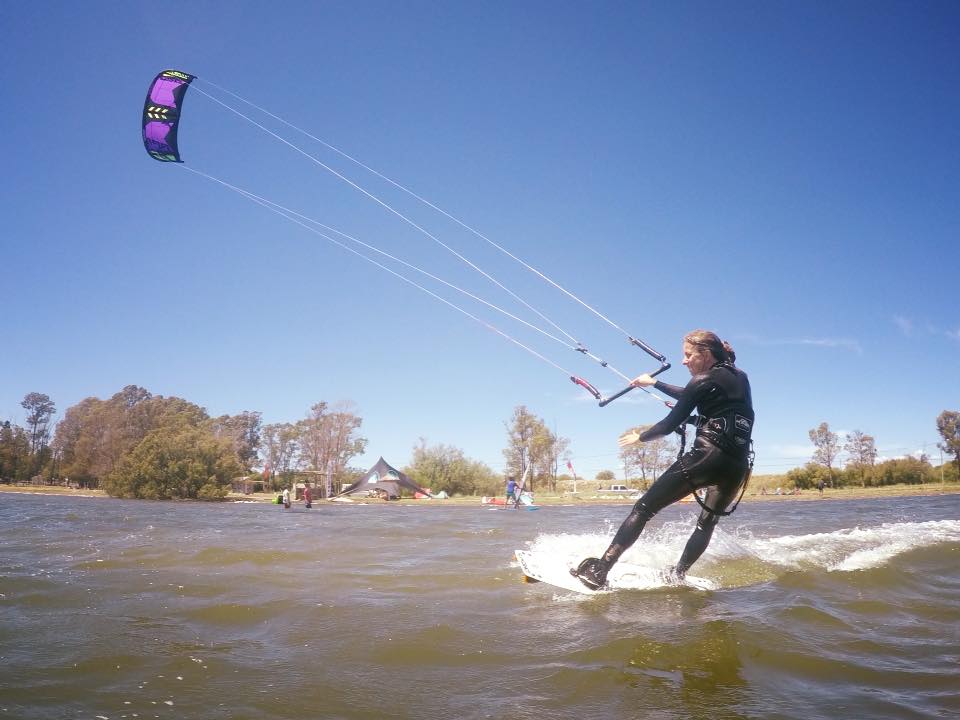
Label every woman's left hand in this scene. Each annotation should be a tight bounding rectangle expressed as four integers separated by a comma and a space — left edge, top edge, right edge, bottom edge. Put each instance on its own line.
618, 430, 641, 447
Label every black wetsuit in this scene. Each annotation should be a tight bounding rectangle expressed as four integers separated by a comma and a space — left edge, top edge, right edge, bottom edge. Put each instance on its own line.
604, 361, 754, 577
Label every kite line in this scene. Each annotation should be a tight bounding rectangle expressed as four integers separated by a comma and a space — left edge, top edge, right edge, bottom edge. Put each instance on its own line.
197, 78, 645, 339
142, 69, 672, 406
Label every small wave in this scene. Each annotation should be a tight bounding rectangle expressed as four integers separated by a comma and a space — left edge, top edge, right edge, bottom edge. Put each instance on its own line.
189, 547, 313, 566
179, 601, 280, 626
521, 519, 960, 589
734, 520, 960, 572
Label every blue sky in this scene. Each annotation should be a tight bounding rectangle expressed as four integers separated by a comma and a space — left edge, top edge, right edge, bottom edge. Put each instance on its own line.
2, 2, 957, 479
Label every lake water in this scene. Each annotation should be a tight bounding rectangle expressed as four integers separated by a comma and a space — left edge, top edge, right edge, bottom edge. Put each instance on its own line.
1, 492, 958, 719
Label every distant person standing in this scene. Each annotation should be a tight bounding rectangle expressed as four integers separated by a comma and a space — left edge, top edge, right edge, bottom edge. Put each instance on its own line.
505, 476, 517, 504
303, 484, 313, 509
817, 479, 825, 496
282, 487, 291, 509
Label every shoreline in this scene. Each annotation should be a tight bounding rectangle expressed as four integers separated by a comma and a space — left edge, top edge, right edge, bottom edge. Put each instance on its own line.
2, 482, 958, 505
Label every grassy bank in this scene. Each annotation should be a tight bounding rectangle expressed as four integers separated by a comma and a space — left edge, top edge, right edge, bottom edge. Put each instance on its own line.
3, 482, 958, 505
392, 482, 960, 505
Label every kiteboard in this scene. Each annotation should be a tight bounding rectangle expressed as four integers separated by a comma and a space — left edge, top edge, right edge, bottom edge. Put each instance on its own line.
516, 549, 601, 594
515, 549, 713, 594
482, 493, 539, 510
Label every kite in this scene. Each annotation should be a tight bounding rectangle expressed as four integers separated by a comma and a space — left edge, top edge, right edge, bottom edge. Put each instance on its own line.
142, 70, 195, 162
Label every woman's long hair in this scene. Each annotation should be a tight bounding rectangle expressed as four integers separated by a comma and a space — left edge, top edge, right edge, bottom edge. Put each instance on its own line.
684, 329, 736, 365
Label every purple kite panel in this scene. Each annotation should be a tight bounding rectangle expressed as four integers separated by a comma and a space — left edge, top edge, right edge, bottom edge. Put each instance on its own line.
143, 121, 174, 152
149, 77, 187, 108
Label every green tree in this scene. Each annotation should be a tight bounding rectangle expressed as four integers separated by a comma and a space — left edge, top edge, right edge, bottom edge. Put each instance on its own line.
208, 411, 262, 470
619, 424, 677, 489
809, 422, 840, 487
0, 421, 31, 483
324, 402, 368, 483
545, 433, 571, 492
21, 392, 56, 477
843, 429, 877, 487
261, 422, 299, 487
934, 458, 959, 484
0, 421, 12, 480
22, 392, 56, 455
52, 386, 213, 488
786, 463, 832, 490
596, 469, 616, 485
406, 439, 499, 496
871, 456, 932, 486
502, 405, 568, 492
53, 397, 107, 486
295, 401, 367, 487
102, 421, 241, 500
936, 411, 960, 475
503, 406, 539, 490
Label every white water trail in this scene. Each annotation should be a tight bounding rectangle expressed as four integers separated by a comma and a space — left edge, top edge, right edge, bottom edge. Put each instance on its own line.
519, 520, 960, 593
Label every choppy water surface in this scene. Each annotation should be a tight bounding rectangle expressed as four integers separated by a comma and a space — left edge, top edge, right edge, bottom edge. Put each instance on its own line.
1, 493, 958, 719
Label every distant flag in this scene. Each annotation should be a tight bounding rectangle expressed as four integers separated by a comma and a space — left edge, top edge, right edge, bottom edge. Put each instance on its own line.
567, 460, 578, 492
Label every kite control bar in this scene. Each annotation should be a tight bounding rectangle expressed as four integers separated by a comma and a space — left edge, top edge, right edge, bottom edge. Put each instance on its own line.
598, 336, 671, 407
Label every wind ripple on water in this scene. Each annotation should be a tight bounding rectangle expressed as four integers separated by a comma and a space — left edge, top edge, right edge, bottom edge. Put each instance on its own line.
1, 493, 959, 719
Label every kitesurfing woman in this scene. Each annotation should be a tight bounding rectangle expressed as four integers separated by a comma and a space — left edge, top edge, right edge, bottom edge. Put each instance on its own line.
572, 330, 754, 590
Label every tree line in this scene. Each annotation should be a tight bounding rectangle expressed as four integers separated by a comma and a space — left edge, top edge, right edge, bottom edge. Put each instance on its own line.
1, 388, 574, 500
4, 386, 956, 499
0, 392, 57, 484
572, 412, 960, 492
790, 413, 960, 489
0, 386, 371, 500
403, 404, 570, 496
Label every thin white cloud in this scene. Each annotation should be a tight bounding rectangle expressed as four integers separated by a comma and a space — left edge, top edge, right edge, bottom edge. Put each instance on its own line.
892, 314, 959, 342
739, 334, 862, 354
892, 314, 914, 336
769, 443, 815, 458
795, 337, 862, 353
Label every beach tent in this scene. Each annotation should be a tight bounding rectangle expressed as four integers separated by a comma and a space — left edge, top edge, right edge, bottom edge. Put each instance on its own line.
337, 457, 432, 500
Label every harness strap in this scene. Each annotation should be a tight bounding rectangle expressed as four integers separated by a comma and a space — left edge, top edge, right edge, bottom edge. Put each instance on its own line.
690, 440, 755, 517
